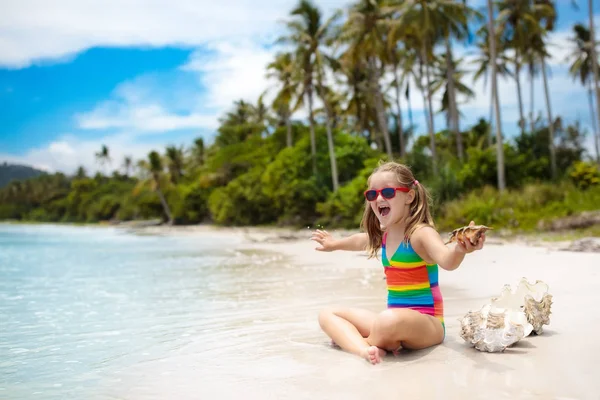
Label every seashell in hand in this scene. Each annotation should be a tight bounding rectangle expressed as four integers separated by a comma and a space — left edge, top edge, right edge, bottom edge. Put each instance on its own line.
459, 304, 533, 353
445, 225, 492, 246
491, 278, 553, 335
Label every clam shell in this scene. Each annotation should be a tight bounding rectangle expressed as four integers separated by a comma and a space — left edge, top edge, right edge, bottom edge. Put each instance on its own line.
445, 225, 492, 245
459, 304, 532, 353
491, 278, 553, 335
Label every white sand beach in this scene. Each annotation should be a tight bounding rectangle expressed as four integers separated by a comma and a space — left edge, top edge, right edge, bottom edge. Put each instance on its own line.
110, 226, 600, 400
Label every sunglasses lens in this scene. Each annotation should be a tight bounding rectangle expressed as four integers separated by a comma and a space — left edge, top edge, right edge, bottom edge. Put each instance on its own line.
381, 188, 396, 199
365, 190, 377, 201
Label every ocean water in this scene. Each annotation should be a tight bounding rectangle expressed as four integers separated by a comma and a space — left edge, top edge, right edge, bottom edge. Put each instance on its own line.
0, 224, 304, 399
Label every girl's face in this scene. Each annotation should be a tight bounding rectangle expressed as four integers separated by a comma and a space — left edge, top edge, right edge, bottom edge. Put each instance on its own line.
367, 171, 414, 229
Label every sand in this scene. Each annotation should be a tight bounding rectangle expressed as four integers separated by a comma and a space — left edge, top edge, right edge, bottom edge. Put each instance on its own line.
115, 225, 600, 400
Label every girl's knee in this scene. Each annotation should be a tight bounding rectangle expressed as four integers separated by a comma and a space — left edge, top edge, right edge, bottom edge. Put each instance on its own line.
317, 307, 340, 328
372, 309, 407, 333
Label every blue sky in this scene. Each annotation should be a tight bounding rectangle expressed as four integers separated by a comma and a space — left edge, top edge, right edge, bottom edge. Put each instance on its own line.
1, 0, 599, 173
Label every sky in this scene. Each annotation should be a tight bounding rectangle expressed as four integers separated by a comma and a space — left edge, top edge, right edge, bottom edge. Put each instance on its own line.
1, 0, 599, 174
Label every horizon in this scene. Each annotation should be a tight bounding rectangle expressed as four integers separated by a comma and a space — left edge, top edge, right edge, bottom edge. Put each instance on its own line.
1, 0, 599, 174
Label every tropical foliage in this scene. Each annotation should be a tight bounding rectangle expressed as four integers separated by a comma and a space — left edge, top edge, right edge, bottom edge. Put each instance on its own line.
1, 0, 599, 233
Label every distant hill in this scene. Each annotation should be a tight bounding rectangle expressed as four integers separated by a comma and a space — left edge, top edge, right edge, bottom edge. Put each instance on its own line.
0, 162, 46, 188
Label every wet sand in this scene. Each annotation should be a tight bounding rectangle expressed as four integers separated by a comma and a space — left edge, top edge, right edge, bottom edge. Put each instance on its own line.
112, 226, 600, 400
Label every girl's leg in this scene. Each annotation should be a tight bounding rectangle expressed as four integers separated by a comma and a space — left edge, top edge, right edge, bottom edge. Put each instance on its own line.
366, 308, 444, 352
318, 307, 385, 364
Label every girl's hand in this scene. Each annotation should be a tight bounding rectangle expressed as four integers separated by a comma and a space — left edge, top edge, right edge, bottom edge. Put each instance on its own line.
311, 229, 337, 252
454, 221, 486, 254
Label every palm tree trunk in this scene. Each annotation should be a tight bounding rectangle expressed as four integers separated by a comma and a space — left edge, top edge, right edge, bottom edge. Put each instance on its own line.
589, 82, 600, 163
515, 54, 525, 134
530, 67, 535, 133
589, 0, 600, 166
155, 185, 173, 225
285, 110, 293, 148
406, 82, 414, 131
445, 37, 463, 161
369, 57, 393, 159
422, 44, 438, 174
489, 79, 494, 146
487, 0, 505, 191
393, 66, 406, 157
541, 59, 557, 179
306, 84, 318, 176
316, 72, 339, 192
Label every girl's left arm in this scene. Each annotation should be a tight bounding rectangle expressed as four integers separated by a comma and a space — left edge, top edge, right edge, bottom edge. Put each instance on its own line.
411, 222, 485, 271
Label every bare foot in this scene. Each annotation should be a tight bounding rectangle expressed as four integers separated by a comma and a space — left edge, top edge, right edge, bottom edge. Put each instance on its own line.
361, 346, 386, 365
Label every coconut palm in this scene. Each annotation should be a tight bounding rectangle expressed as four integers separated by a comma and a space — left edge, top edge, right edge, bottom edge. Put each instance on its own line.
94, 145, 111, 175
472, 24, 513, 146
192, 137, 205, 166
430, 55, 476, 132
279, 0, 340, 178
339, 0, 394, 159
496, 0, 536, 134
566, 23, 600, 162
138, 151, 173, 225
587, 0, 600, 165
165, 146, 185, 184
530, 0, 558, 179
122, 156, 132, 178
267, 52, 299, 147
486, 0, 506, 191
389, 0, 464, 173
436, 0, 476, 161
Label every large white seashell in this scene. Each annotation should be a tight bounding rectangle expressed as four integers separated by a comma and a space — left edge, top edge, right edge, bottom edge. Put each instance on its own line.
459, 304, 533, 352
490, 278, 553, 335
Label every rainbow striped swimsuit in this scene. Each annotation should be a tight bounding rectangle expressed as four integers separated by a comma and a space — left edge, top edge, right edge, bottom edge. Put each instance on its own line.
382, 233, 444, 327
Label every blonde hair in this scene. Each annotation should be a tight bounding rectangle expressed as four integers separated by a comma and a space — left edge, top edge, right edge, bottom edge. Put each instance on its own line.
359, 161, 435, 259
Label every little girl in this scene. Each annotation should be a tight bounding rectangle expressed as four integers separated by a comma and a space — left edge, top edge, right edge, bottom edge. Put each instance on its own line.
311, 161, 486, 364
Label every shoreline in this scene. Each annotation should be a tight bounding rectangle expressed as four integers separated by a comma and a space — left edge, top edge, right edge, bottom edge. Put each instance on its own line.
3, 219, 600, 252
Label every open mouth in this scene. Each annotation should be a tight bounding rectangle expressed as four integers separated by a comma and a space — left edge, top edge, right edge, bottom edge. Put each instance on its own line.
378, 206, 390, 217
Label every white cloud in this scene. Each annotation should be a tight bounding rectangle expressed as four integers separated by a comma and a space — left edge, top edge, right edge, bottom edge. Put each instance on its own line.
0, 133, 159, 175
183, 39, 278, 109
0, 0, 348, 69
76, 103, 219, 132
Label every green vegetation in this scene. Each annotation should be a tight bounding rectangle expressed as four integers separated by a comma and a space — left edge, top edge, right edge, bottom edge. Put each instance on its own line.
1, 0, 600, 234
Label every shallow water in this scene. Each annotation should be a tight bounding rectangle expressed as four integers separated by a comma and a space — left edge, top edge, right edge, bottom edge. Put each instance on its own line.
3, 224, 598, 400
0, 224, 383, 399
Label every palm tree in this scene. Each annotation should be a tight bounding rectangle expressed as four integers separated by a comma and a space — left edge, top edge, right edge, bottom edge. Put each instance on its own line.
390, 1, 460, 174
388, 46, 409, 157
94, 145, 111, 175
165, 146, 185, 184
280, 0, 340, 177
122, 156, 132, 178
192, 137, 205, 166
340, 0, 393, 159
314, 52, 341, 191
566, 23, 600, 162
531, 0, 558, 179
588, 0, 600, 165
430, 55, 476, 132
141, 151, 173, 225
75, 166, 87, 179
487, 0, 506, 191
437, 0, 475, 161
497, 0, 536, 134
267, 52, 299, 147
280, 0, 341, 189
472, 24, 513, 146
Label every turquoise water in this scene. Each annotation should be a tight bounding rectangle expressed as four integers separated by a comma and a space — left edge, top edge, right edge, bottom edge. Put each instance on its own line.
0, 224, 257, 399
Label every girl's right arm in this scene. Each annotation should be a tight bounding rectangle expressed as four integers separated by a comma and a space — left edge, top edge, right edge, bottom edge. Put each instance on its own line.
311, 230, 368, 252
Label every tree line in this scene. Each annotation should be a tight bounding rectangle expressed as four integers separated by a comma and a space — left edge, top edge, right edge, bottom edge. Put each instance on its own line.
1, 0, 599, 231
